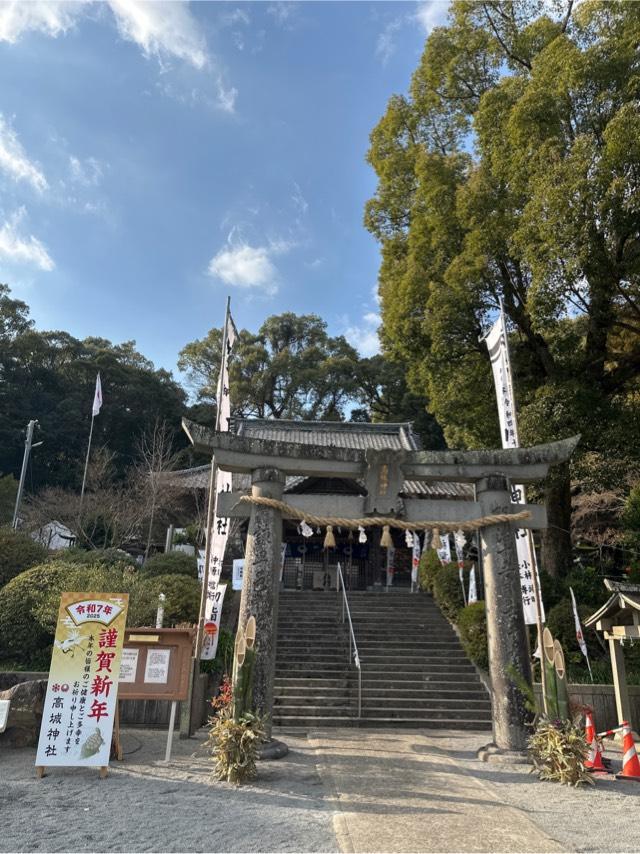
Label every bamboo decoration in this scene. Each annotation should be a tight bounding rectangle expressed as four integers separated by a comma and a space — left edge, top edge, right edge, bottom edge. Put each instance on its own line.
232, 618, 257, 721
554, 640, 570, 721
543, 627, 559, 719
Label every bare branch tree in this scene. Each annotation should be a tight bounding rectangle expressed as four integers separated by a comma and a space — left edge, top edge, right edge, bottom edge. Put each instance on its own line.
135, 418, 181, 558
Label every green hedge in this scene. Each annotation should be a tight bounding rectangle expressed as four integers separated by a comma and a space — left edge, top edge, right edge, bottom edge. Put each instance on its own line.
432, 564, 468, 620
146, 574, 200, 624
418, 549, 442, 592
141, 551, 198, 579
457, 602, 488, 671
0, 527, 48, 588
56, 547, 136, 571
0, 562, 158, 668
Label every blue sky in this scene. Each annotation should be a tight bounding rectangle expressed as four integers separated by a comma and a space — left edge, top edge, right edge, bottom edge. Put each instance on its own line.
0, 0, 448, 376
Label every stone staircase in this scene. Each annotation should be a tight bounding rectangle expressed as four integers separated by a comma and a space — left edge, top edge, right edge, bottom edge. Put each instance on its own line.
273, 590, 492, 730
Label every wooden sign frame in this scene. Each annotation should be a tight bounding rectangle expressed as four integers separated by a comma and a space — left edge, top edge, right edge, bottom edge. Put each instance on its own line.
118, 628, 194, 702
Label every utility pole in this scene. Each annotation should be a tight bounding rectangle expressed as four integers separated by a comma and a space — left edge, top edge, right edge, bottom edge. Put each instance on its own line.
12, 419, 39, 529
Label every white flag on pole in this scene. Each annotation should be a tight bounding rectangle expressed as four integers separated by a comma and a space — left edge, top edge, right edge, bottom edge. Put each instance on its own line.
204, 310, 238, 645
570, 586, 593, 680
216, 313, 237, 433
485, 309, 545, 625
92, 372, 102, 416
468, 565, 478, 604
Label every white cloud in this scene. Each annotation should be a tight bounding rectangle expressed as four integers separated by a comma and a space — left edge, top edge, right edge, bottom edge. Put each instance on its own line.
215, 76, 238, 113
108, 0, 207, 70
207, 234, 294, 296
344, 311, 380, 357
0, 1, 238, 112
0, 208, 54, 271
0, 1, 85, 43
291, 181, 308, 216
416, 1, 450, 34
0, 114, 48, 193
267, 2, 297, 28
69, 155, 103, 187
376, 19, 402, 66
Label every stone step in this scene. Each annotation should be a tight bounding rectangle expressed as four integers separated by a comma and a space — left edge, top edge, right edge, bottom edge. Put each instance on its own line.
274, 705, 355, 717
272, 715, 492, 730
276, 664, 350, 674
359, 687, 488, 700
274, 678, 351, 689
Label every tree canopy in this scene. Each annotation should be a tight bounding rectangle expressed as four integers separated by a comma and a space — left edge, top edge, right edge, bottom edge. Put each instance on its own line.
0, 284, 188, 490
365, 0, 640, 573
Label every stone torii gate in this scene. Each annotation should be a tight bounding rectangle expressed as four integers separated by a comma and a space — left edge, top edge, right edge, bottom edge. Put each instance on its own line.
183, 419, 578, 757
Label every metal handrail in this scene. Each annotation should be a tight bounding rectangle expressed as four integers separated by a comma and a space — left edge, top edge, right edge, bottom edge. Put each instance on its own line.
336, 562, 362, 718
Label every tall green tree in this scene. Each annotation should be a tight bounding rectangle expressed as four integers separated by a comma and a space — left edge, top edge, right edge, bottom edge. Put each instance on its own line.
0, 284, 188, 490
366, 1, 640, 575
180, 312, 362, 421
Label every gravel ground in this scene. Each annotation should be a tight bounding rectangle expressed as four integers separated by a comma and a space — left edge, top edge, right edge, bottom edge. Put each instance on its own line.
0, 729, 338, 854
2, 727, 640, 853
446, 733, 640, 854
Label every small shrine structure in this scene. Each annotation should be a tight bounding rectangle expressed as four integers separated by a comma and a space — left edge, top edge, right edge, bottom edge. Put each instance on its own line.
585, 580, 640, 729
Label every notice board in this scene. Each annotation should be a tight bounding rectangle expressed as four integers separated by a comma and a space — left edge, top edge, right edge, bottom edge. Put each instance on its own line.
117, 628, 194, 701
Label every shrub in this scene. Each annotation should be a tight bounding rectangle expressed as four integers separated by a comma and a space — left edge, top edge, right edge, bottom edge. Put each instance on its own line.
0, 562, 73, 668
418, 549, 442, 592
146, 574, 200, 625
56, 547, 136, 572
432, 564, 467, 620
0, 562, 158, 668
0, 527, 47, 588
528, 718, 593, 786
141, 551, 198, 579
457, 602, 488, 671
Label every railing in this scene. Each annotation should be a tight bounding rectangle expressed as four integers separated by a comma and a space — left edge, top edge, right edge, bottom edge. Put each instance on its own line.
336, 561, 362, 718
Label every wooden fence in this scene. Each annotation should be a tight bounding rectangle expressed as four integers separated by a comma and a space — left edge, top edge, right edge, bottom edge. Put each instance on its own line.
534, 683, 640, 730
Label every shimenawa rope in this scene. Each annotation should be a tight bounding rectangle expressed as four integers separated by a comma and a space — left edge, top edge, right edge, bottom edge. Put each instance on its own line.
237, 494, 531, 549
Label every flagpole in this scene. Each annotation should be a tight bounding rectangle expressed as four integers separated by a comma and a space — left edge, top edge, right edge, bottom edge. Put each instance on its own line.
79, 412, 95, 513
499, 299, 548, 713
194, 295, 231, 669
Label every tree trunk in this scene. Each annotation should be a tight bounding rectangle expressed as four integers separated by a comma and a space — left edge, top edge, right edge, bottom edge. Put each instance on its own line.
540, 462, 572, 578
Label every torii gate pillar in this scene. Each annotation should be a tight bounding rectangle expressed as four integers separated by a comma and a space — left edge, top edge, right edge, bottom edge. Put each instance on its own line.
239, 467, 285, 738
478, 476, 532, 759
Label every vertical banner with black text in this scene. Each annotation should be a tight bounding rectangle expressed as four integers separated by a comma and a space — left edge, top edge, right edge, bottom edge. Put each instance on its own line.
485, 310, 545, 624
202, 312, 237, 659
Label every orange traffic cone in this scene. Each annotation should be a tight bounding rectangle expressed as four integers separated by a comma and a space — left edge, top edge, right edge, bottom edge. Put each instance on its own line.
584, 710, 596, 746
585, 737, 606, 772
617, 721, 640, 781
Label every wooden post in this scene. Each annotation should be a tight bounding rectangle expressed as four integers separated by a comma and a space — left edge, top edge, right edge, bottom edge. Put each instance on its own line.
608, 635, 632, 724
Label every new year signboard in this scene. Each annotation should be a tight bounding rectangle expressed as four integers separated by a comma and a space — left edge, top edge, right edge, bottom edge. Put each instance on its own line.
35, 592, 129, 770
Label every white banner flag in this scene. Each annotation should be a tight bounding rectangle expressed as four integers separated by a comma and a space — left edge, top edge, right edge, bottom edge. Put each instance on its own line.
204, 311, 237, 625
215, 313, 237, 432
92, 372, 102, 417
201, 583, 227, 661
468, 565, 478, 604
485, 309, 545, 625
411, 533, 421, 589
437, 532, 452, 565
570, 586, 593, 680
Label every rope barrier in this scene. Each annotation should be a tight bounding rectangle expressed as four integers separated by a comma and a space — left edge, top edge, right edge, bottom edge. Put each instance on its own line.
237, 494, 531, 533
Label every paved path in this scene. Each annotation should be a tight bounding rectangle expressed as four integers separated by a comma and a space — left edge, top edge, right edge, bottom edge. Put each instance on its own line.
2, 727, 639, 852
305, 728, 640, 854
